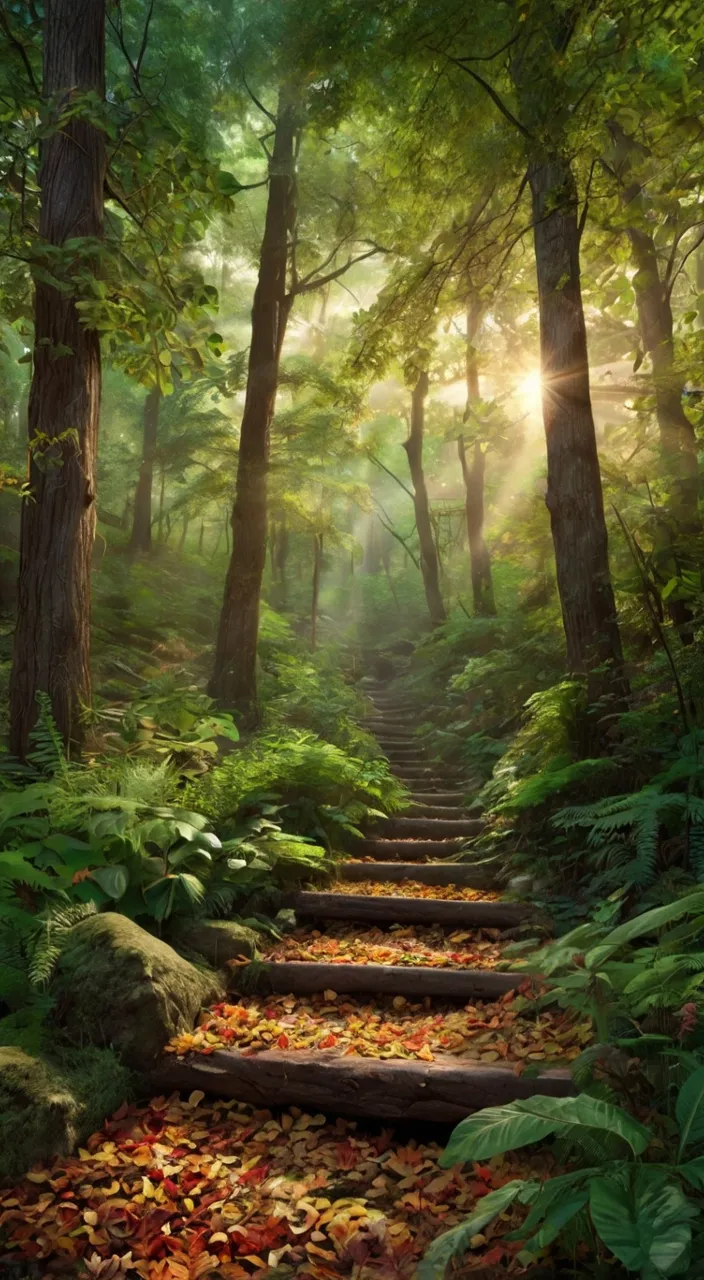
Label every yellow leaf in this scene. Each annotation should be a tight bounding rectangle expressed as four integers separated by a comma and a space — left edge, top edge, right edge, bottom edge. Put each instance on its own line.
184, 1197, 195, 1212
188, 1090, 205, 1107
26, 1171, 50, 1183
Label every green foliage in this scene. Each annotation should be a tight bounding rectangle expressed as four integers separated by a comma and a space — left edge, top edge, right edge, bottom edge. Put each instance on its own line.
183, 728, 406, 849
425, 1070, 704, 1278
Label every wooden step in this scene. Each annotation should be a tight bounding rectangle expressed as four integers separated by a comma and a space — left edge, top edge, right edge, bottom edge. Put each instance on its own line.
153, 1050, 573, 1123
357, 838, 468, 859
376, 816, 484, 838
340, 860, 496, 887
289, 891, 534, 929
411, 791, 470, 805
408, 803, 474, 818
245, 961, 521, 1000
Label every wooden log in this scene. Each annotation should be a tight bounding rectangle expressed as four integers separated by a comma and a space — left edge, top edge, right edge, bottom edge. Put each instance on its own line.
289, 891, 536, 929
152, 1050, 574, 1122
376, 817, 485, 838
357, 838, 468, 858
251, 961, 521, 999
340, 861, 497, 888
408, 804, 474, 818
411, 791, 470, 805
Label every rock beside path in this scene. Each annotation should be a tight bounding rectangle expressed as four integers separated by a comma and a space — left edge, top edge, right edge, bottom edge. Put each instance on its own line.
0, 1047, 77, 1179
54, 913, 222, 1071
172, 918, 258, 966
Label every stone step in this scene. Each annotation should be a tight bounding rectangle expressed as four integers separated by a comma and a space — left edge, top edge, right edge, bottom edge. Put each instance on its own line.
154, 1050, 574, 1124
242, 961, 521, 1001
357, 838, 468, 859
289, 890, 534, 930
340, 860, 497, 888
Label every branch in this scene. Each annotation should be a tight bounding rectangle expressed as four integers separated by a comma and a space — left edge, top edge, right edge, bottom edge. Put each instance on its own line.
0, 2, 39, 97
376, 513, 421, 571
367, 450, 416, 503
426, 46, 533, 141
292, 245, 386, 296
135, 0, 155, 77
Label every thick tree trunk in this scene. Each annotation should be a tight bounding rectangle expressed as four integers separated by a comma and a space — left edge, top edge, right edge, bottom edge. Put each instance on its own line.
402, 373, 446, 627
311, 532, 323, 650
528, 157, 626, 707
209, 87, 296, 722
10, 0, 105, 759
157, 469, 165, 542
198, 521, 205, 555
459, 296, 496, 615
128, 386, 160, 555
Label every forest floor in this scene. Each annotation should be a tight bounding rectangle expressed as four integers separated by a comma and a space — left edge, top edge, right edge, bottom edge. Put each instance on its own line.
0, 680, 590, 1279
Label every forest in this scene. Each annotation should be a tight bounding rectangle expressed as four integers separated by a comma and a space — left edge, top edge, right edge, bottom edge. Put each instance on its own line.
2, 0, 704, 1276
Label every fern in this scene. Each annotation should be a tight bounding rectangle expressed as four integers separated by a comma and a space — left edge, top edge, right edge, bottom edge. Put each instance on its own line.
28, 691, 68, 779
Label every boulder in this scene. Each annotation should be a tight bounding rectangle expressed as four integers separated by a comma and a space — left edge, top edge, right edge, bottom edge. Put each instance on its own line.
0, 1047, 77, 1179
53, 913, 222, 1071
172, 918, 258, 967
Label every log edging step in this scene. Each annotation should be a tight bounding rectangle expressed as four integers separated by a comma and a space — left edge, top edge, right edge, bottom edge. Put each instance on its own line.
374, 817, 485, 838
357, 838, 469, 858
340, 860, 497, 887
153, 1050, 574, 1122
288, 890, 537, 928
237, 960, 521, 999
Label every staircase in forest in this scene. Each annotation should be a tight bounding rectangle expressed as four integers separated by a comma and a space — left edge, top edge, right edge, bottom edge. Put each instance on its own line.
156, 678, 575, 1121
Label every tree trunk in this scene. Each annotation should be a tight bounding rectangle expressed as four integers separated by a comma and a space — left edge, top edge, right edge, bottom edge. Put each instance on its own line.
10, 0, 105, 759
528, 157, 626, 707
459, 296, 496, 616
311, 532, 323, 650
275, 519, 289, 603
402, 373, 446, 627
198, 521, 205, 555
157, 468, 165, 542
209, 87, 296, 722
178, 513, 189, 553
128, 386, 160, 555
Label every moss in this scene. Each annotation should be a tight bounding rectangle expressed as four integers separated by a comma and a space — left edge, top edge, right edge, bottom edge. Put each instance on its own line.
0, 1047, 77, 1180
53, 913, 222, 1071
170, 918, 258, 967
51, 1046, 137, 1143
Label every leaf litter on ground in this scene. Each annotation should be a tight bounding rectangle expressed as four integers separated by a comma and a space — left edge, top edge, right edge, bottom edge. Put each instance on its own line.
167, 991, 591, 1066
0, 1093, 558, 1278
328, 881, 501, 901
259, 923, 505, 970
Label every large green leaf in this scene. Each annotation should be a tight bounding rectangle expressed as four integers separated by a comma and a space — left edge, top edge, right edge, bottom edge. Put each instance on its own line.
589, 1171, 696, 1276
676, 1066, 704, 1156
440, 1095, 650, 1167
91, 865, 129, 901
599, 894, 704, 950
518, 1186, 589, 1260
679, 1157, 704, 1190
416, 1180, 532, 1280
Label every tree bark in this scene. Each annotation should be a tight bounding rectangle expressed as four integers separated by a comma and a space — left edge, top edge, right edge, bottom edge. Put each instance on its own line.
209, 86, 296, 722
311, 532, 323, 650
10, 0, 105, 759
528, 157, 626, 707
128, 385, 160, 555
402, 372, 446, 627
178, 513, 189, 553
459, 296, 496, 615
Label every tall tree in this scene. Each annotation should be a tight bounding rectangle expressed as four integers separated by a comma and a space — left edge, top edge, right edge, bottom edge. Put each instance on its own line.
209, 86, 298, 720
459, 294, 496, 616
403, 370, 446, 627
10, 0, 105, 757
128, 383, 160, 556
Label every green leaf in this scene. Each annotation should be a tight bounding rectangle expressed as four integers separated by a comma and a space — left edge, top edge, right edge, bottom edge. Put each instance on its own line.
679, 1157, 704, 1190
676, 1066, 704, 1156
416, 1181, 532, 1280
589, 1171, 696, 1275
518, 1186, 589, 1259
440, 1095, 650, 1167
91, 865, 129, 900
600, 894, 704, 949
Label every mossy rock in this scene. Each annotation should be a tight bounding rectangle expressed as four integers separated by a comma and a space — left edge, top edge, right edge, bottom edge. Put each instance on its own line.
171, 919, 258, 967
0, 1048, 77, 1180
53, 914, 223, 1071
